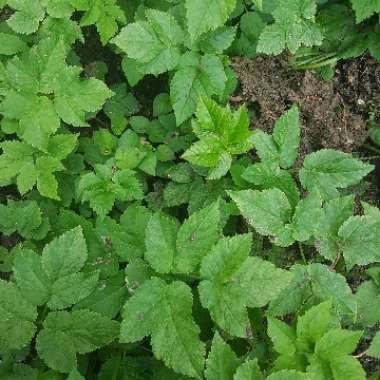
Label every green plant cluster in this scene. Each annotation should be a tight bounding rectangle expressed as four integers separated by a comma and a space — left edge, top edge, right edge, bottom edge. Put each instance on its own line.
0, 1, 380, 379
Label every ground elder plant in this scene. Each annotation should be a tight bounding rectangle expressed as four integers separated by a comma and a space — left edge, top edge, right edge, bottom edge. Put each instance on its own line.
0, 1, 380, 379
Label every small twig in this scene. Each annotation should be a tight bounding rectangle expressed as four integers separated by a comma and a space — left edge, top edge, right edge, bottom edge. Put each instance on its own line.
354, 351, 367, 359
330, 252, 341, 271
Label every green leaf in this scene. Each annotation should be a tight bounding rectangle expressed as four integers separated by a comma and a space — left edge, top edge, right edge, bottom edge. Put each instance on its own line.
267, 317, 297, 355
205, 332, 240, 380
0, 200, 45, 239
120, 278, 205, 379
252, 130, 279, 164
291, 191, 322, 242
67, 369, 85, 380
228, 189, 293, 247
42, 227, 87, 281
96, 203, 152, 261
0, 33, 27, 55
299, 149, 373, 200
73, 272, 127, 319
77, 0, 125, 44
14, 249, 51, 306
314, 329, 362, 359
315, 195, 354, 261
185, 0, 237, 41
266, 370, 310, 380
307, 264, 357, 321
77, 165, 143, 218
233, 360, 264, 380
338, 214, 380, 269
257, 0, 323, 54
0, 280, 37, 352
174, 200, 221, 274
242, 163, 300, 208
182, 135, 224, 168
48, 271, 99, 310
2, 93, 60, 151
356, 281, 380, 327
182, 97, 254, 178
120, 204, 152, 259
199, 26, 237, 54
45, 0, 74, 18
296, 300, 333, 346
351, 0, 380, 23
15, 228, 98, 310
199, 234, 292, 337
7, 0, 45, 34
268, 265, 311, 317
367, 332, 380, 358
145, 213, 180, 274
113, 9, 184, 75
330, 356, 366, 380
54, 73, 113, 127
170, 53, 227, 124
37, 310, 119, 373
272, 104, 300, 169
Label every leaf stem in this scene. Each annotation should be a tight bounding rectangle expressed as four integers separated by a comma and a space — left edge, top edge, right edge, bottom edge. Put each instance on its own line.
298, 242, 306, 264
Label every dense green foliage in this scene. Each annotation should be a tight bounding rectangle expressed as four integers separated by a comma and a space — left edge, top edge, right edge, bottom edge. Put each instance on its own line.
0, 0, 380, 379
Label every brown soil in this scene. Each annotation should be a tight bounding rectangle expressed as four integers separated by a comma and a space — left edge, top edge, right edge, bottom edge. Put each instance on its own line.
334, 56, 380, 119
231, 56, 368, 159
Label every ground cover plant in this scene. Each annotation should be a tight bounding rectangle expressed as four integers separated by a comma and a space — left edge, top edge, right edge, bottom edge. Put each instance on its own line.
1, 0, 380, 379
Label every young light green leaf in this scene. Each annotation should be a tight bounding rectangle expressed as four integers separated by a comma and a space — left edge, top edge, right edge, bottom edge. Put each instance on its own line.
296, 300, 333, 346
314, 329, 362, 359
330, 356, 366, 380
77, 165, 143, 218
267, 317, 297, 355
182, 97, 253, 179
